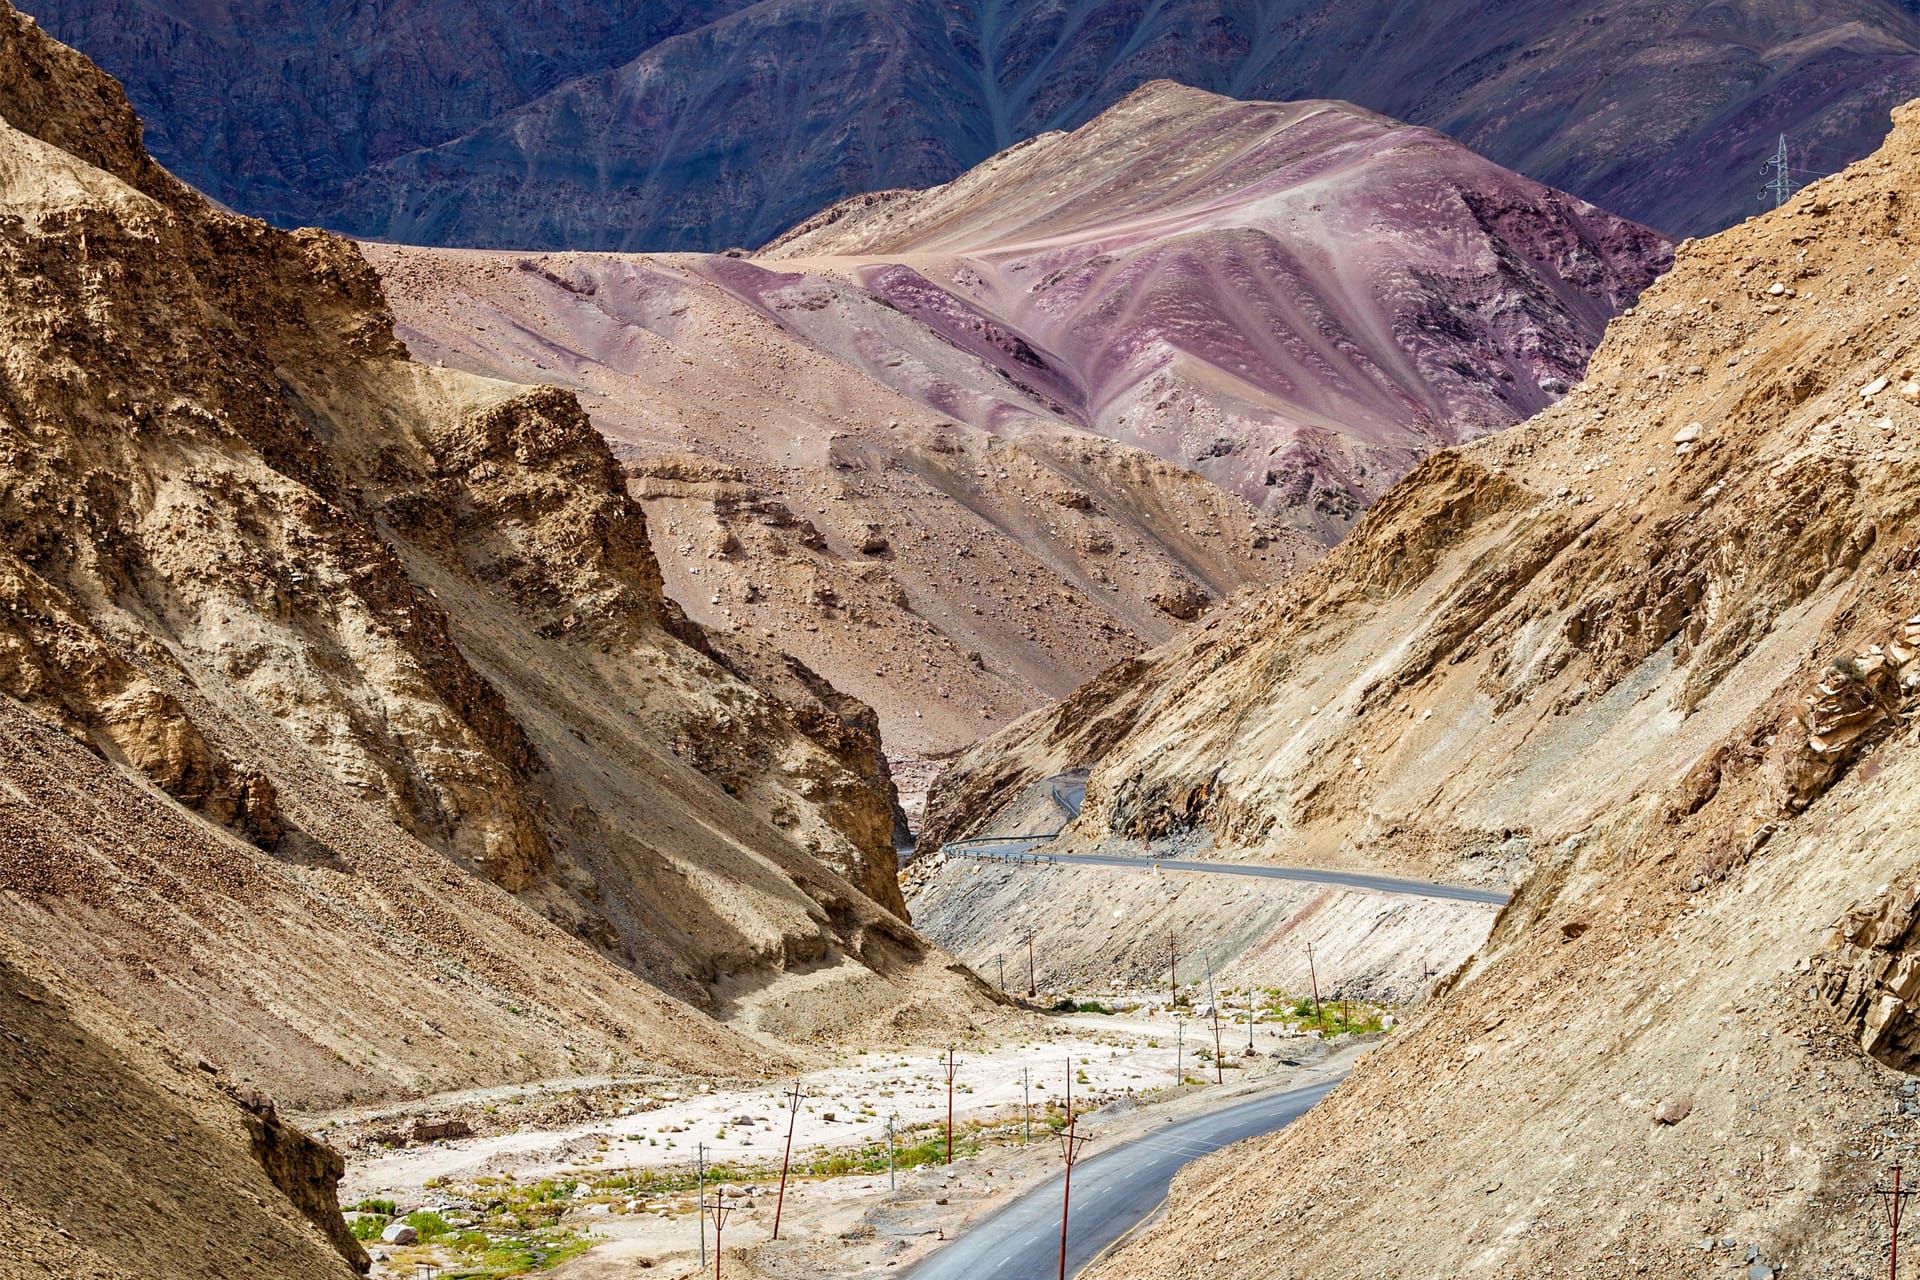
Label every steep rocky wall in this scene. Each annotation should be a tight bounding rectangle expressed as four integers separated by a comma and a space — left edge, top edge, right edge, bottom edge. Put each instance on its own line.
1047, 99, 1920, 1277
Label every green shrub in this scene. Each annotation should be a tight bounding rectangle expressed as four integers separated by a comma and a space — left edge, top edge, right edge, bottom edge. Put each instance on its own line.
405, 1210, 453, 1242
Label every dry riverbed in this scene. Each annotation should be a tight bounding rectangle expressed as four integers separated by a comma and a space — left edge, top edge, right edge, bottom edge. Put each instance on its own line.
316, 1009, 1378, 1279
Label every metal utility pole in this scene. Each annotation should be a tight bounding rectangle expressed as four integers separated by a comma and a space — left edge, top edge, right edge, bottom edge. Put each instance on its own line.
996, 955, 1005, 991
1174, 1017, 1186, 1085
1761, 132, 1798, 209
886, 1114, 897, 1190
772, 1079, 803, 1240
1306, 942, 1323, 1032
695, 1142, 708, 1269
944, 1046, 958, 1164
1205, 963, 1223, 1085
1022, 1066, 1032, 1146
1056, 1060, 1093, 1280
702, 1194, 733, 1280
1876, 1162, 1916, 1280
1246, 987, 1256, 1056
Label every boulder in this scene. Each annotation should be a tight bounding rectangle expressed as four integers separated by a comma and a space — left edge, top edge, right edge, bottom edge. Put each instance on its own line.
1653, 1097, 1692, 1125
379, 1222, 418, 1245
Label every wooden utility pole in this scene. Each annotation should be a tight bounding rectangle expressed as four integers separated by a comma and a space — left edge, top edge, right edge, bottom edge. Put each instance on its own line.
695, 1142, 708, 1269
772, 1079, 803, 1240
944, 1046, 958, 1164
703, 1195, 733, 1280
1026, 935, 1037, 997
1056, 1059, 1093, 1280
1205, 962, 1223, 1084
1306, 941, 1323, 1032
1876, 1162, 1916, 1280
1168, 932, 1178, 997
996, 955, 1005, 990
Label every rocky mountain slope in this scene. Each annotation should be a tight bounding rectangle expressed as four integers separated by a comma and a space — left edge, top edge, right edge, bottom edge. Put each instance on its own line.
0, 930, 367, 1280
934, 92, 1920, 1276
366, 242, 1308, 760
22, 0, 1920, 249
371, 84, 1664, 756
0, 1, 997, 1115
768, 84, 1670, 538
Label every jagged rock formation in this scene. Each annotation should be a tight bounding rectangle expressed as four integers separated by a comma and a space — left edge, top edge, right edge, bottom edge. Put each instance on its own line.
22, 0, 1920, 249
932, 98, 1920, 1276
372, 85, 1665, 753
0, 1, 996, 1113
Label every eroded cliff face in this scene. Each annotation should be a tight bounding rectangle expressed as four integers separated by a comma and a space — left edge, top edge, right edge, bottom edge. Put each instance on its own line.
0, 1, 981, 1108
932, 99, 1920, 1277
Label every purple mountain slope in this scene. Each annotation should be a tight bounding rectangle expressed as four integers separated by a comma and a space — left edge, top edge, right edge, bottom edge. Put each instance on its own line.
763, 84, 1672, 537
19, 0, 1920, 249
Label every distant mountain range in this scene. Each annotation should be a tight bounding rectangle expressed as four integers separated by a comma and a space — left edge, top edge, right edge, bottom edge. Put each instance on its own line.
371, 83, 1668, 754
20, 0, 1920, 250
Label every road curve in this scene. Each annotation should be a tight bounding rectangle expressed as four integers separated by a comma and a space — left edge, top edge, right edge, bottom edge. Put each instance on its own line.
948, 839, 1508, 906
908, 1078, 1341, 1279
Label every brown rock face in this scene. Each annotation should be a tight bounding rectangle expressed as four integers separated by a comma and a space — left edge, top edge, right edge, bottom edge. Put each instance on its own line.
933, 101, 1920, 1276
0, 0, 989, 1113
0, 932, 364, 1280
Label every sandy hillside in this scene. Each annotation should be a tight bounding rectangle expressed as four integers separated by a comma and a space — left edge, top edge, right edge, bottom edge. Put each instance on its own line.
371, 83, 1666, 755
0, 928, 367, 1280
930, 93, 1920, 1277
0, 0, 1002, 1115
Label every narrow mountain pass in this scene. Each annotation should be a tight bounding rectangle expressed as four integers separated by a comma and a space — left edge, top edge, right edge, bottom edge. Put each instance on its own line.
910, 1078, 1343, 1279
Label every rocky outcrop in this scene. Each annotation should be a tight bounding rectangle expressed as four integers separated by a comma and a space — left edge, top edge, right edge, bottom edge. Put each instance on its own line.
1818, 883, 1920, 1072
0, 0, 992, 1114
26, 0, 1920, 248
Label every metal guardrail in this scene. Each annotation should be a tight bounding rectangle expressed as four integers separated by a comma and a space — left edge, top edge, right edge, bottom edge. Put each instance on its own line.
943, 846, 1058, 866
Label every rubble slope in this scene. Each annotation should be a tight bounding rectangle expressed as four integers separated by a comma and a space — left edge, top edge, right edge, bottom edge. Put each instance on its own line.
0, 928, 367, 1280
0, 1, 993, 1111
932, 97, 1920, 1276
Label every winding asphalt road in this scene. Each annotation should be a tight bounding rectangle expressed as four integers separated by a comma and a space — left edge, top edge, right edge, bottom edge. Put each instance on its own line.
915, 777, 1503, 1274
946, 839, 1509, 907
908, 1078, 1341, 1279
943, 774, 1507, 907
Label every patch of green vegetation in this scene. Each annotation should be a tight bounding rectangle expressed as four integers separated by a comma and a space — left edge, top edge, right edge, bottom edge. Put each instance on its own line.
405, 1211, 454, 1242
1254, 992, 1394, 1037
350, 1198, 398, 1217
